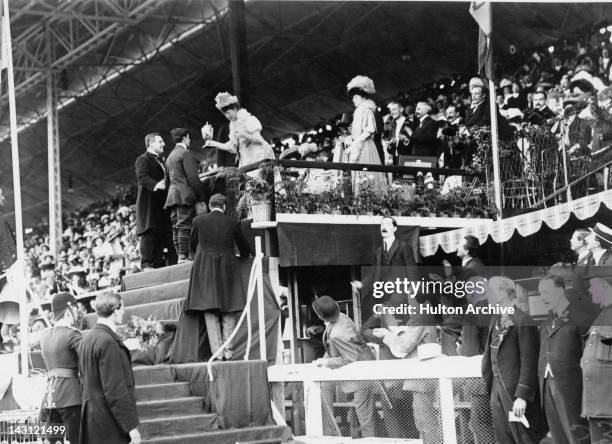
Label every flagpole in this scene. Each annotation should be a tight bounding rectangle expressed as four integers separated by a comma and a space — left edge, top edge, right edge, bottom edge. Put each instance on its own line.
486, 42, 503, 218
3, 0, 29, 377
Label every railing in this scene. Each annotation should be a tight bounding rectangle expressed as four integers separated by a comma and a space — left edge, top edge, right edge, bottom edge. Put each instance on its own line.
476, 124, 612, 210
201, 159, 494, 220
268, 356, 490, 444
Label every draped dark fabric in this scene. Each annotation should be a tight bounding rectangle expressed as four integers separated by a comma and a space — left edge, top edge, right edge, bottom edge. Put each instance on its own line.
169, 257, 280, 364
277, 223, 420, 267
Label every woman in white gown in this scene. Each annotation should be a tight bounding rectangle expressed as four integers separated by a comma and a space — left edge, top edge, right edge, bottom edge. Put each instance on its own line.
205, 92, 275, 168
345, 75, 388, 197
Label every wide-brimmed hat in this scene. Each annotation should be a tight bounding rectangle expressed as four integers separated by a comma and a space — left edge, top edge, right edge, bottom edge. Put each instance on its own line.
589, 223, 612, 246
417, 343, 443, 361
215, 92, 239, 111
346, 75, 375, 97
469, 77, 486, 90
51, 292, 76, 321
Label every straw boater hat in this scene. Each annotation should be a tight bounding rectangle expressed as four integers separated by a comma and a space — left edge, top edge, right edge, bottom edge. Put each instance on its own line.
346, 75, 376, 97
589, 223, 612, 246
215, 92, 239, 111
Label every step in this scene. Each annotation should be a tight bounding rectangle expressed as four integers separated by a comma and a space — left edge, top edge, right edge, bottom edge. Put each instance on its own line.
121, 280, 189, 307
141, 424, 292, 444
140, 413, 218, 439
133, 365, 175, 386
122, 263, 193, 291
137, 397, 205, 420
136, 382, 191, 402
83, 298, 185, 328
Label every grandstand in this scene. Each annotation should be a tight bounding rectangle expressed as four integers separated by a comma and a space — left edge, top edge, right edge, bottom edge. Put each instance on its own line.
2, 2, 612, 444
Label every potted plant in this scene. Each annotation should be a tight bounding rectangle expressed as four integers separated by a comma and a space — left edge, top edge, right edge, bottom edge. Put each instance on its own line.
241, 176, 273, 222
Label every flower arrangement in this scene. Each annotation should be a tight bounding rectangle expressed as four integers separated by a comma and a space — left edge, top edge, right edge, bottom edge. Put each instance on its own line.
117, 316, 163, 351
273, 169, 496, 219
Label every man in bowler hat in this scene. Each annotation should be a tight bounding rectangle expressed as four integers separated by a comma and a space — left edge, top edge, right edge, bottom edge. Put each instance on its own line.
40, 292, 82, 444
79, 292, 140, 444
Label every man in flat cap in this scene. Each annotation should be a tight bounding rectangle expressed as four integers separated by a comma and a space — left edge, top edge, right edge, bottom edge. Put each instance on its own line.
40, 292, 83, 444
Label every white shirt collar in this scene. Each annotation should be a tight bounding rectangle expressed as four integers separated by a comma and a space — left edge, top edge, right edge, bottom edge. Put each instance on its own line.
211, 208, 224, 213
176, 143, 187, 150
419, 115, 428, 123
384, 237, 395, 250
461, 256, 472, 267
593, 248, 607, 265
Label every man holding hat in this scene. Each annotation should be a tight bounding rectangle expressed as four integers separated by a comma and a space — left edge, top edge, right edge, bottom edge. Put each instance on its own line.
40, 292, 83, 444
312, 295, 376, 438
581, 267, 612, 442
586, 223, 612, 266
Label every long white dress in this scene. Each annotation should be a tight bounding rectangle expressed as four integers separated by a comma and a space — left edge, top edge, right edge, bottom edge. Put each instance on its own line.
349, 99, 387, 196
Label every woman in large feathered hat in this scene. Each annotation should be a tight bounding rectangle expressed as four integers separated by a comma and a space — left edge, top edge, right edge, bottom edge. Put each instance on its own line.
204, 93, 275, 168
345, 75, 387, 196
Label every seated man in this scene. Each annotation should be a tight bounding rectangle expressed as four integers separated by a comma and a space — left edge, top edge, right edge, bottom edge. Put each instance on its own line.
360, 293, 417, 438
374, 301, 440, 444
312, 296, 375, 438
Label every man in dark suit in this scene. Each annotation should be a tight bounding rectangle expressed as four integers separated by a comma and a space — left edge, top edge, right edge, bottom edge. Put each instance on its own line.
435, 235, 486, 356
78, 292, 140, 444
135, 133, 173, 270
465, 77, 514, 140
353, 216, 420, 324
524, 91, 556, 125
537, 275, 591, 444
40, 292, 82, 444
164, 128, 198, 263
409, 102, 439, 157
482, 280, 546, 444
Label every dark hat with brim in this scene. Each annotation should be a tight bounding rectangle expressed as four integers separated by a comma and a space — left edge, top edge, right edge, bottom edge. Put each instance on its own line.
52, 292, 76, 321
40, 263, 55, 271
312, 295, 340, 321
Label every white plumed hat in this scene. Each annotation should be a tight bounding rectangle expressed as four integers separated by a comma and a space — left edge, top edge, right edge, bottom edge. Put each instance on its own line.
215, 92, 239, 110
346, 75, 376, 95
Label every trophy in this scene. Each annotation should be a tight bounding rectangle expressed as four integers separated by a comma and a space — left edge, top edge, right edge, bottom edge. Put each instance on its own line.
201, 122, 213, 141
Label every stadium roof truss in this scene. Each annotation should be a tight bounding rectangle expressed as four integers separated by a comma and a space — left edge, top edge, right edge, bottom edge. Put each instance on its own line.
1, 1, 612, 226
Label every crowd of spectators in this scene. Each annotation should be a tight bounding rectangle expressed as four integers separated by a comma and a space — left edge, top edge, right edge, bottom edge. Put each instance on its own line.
23, 186, 140, 304
271, 23, 612, 192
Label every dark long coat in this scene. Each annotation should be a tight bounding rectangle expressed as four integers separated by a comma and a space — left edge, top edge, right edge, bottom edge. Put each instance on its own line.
78, 324, 139, 444
185, 211, 250, 312
135, 151, 171, 235
581, 304, 612, 418
482, 308, 546, 443
538, 304, 591, 433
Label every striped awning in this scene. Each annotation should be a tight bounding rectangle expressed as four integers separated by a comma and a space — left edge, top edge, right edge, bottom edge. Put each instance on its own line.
419, 190, 612, 257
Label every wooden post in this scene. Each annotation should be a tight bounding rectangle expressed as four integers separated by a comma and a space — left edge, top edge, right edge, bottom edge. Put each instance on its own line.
255, 236, 266, 361
439, 377, 458, 444
304, 380, 323, 436
228, 0, 249, 106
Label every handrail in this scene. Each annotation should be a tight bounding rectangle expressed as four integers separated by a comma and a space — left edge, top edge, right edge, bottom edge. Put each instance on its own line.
201, 159, 481, 178
530, 157, 612, 209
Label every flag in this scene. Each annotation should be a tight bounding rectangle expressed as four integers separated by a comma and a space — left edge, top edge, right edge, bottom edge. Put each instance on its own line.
470, 2, 494, 81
